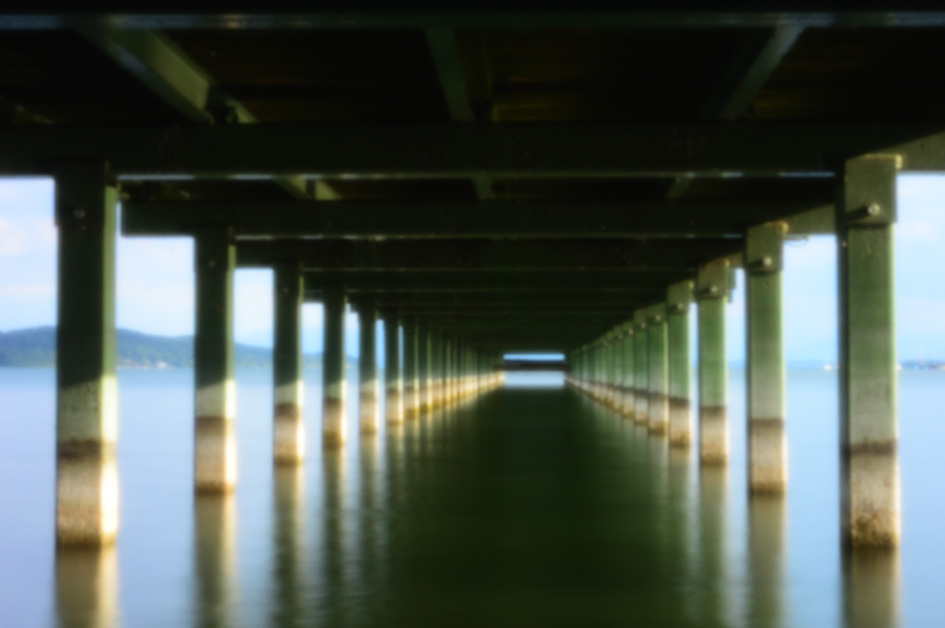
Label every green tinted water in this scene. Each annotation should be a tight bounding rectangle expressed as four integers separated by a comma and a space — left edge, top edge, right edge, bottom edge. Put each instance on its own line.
1, 369, 938, 627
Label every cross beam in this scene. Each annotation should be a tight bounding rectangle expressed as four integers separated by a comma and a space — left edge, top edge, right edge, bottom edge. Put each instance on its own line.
5, 10, 945, 30
237, 238, 738, 271
122, 199, 831, 238
2, 123, 942, 175
303, 271, 690, 292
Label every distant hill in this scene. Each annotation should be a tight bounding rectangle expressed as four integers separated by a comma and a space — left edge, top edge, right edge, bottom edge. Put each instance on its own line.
0, 327, 324, 369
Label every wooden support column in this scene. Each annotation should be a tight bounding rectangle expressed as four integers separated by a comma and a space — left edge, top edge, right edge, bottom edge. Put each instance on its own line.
55, 162, 119, 545
746, 223, 788, 493
194, 227, 237, 493
648, 304, 669, 435
839, 154, 901, 547
273, 262, 305, 464
356, 299, 379, 435
321, 286, 347, 447
384, 314, 404, 425
697, 261, 730, 465
668, 281, 694, 447
633, 310, 649, 424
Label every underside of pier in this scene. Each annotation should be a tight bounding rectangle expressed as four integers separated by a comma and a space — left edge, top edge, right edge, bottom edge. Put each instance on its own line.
3, 2, 939, 548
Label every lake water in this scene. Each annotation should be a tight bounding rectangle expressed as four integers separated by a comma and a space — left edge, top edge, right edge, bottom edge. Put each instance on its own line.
0, 366, 943, 627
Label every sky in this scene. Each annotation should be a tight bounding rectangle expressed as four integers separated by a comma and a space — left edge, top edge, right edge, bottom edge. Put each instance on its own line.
0, 175, 942, 363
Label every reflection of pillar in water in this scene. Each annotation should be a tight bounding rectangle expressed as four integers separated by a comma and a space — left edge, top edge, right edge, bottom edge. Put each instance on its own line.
55, 546, 118, 628
697, 467, 729, 626
667, 445, 697, 624
747, 496, 787, 628
843, 549, 901, 628
194, 494, 238, 628
355, 434, 385, 607
320, 449, 347, 625
271, 466, 306, 626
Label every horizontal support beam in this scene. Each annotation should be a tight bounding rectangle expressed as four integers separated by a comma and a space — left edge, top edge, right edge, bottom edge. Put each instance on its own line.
238, 238, 738, 271
1, 123, 942, 176
122, 199, 830, 238
304, 271, 690, 292
7, 10, 945, 29
345, 293, 659, 307
501, 360, 569, 372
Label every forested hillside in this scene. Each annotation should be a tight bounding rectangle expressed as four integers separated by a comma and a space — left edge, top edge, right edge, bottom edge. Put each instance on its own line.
0, 327, 323, 368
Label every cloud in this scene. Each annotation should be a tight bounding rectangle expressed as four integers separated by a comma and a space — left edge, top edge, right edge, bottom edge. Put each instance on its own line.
0, 282, 54, 297
898, 219, 940, 242
0, 219, 28, 256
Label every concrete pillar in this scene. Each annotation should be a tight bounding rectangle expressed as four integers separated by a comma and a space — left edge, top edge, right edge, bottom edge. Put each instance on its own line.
431, 330, 443, 408
273, 262, 305, 464
838, 154, 901, 547
647, 304, 669, 435
54, 162, 119, 546
697, 260, 730, 465
384, 314, 404, 425
633, 310, 649, 425
403, 318, 419, 417
442, 338, 451, 404
609, 332, 621, 409
620, 325, 635, 418
746, 223, 788, 493
595, 342, 605, 401
447, 339, 457, 403
356, 299, 379, 435
668, 281, 694, 447
419, 324, 433, 412
194, 227, 237, 493
321, 286, 347, 447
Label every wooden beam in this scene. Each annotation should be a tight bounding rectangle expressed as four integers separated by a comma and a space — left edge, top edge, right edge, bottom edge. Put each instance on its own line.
670, 25, 804, 198
75, 26, 337, 200
6, 10, 945, 30
2, 123, 940, 176
122, 199, 831, 237
424, 27, 493, 199
701, 25, 804, 121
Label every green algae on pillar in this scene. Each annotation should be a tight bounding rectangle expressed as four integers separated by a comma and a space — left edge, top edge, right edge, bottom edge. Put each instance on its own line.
194, 227, 237, 492
356, 299, 379, 435
746, 223, 788, 493
667, 281, 694, 447
621, 324, 635, 418
419, 324, 433, 412
384, 314, 404, 425
697, 260, 730, 465
647, 304, 669, 436
609, 331, 622, 409
402, 318, 420, 417
431, 330, 444, 408
633, 310, 649, 425
322, 286, 347, 447
839, 154, 902, 547
273, 262, 305, 463
55, 162, 119, 546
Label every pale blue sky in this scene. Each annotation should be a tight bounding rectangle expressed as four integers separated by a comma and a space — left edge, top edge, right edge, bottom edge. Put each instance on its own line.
0, 175, 942, 362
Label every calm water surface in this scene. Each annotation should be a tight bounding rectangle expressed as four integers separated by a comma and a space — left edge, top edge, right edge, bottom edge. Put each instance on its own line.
0, 367, 943, 627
